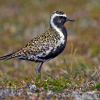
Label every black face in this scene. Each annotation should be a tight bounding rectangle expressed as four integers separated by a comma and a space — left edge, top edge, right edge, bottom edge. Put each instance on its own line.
53, 16, 67, 28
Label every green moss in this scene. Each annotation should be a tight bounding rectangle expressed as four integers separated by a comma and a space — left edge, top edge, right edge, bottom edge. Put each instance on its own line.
95, 84, 100, 91
35, 76, 71, 92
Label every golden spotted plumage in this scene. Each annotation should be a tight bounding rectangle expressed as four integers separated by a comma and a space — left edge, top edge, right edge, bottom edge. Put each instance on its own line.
10, 28, 61, 61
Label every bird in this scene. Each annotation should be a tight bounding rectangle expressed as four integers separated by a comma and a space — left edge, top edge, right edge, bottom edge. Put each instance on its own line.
0, 11, 74, 74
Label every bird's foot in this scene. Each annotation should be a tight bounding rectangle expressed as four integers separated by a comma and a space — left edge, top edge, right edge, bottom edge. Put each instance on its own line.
35, 67, 41, 75
35, 62, 43, 79
35, 67, 42, 80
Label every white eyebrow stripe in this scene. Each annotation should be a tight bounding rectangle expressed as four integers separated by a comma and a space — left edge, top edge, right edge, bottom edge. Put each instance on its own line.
51, 13, 67, 18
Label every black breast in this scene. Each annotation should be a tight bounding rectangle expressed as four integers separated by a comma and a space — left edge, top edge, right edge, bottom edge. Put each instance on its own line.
38, 27, 67, 61
46, 44, 66, 59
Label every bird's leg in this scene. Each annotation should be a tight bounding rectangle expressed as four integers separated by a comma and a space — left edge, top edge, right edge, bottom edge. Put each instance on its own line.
35, 62, 43, 75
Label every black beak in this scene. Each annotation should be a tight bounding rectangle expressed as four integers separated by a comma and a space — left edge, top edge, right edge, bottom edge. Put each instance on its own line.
67, 18, 75, 22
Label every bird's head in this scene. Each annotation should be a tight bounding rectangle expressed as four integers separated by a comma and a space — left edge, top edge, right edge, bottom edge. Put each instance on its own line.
50, 11, 74, 28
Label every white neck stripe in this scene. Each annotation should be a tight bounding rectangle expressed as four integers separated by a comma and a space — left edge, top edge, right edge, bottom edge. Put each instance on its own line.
50, 13, 66, 45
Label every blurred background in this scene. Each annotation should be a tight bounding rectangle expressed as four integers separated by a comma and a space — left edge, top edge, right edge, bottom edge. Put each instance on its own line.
0, 0, 100, 88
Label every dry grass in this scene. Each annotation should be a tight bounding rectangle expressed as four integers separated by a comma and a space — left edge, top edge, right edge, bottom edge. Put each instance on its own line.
0, 0, 100, 99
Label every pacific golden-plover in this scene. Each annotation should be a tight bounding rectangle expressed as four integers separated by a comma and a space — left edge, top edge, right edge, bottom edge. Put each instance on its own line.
0, 11, 74, 74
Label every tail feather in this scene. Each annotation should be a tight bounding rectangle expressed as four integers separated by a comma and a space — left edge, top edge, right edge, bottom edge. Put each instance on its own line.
0, 52, 17, 60
0, 48, 26, 61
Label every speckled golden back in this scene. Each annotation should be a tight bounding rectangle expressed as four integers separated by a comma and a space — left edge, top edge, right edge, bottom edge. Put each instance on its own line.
13, 28, 60, 59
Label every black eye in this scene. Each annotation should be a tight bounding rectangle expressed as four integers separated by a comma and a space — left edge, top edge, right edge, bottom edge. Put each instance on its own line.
59, 16, 64, 19
59, 16, 66, 23
59, 16, 66, 20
